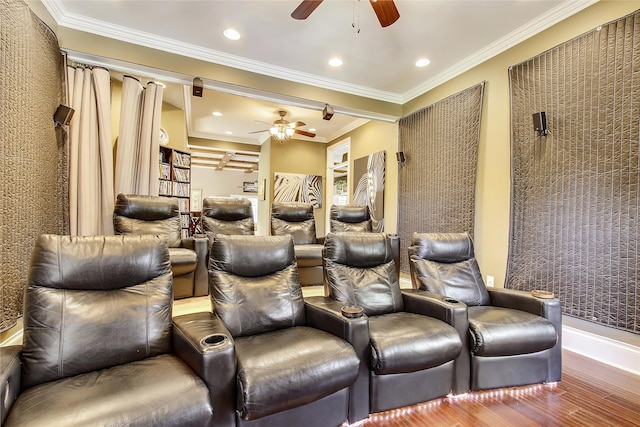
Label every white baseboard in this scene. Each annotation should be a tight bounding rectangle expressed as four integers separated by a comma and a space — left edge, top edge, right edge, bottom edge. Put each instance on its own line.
562, 324, 640, 376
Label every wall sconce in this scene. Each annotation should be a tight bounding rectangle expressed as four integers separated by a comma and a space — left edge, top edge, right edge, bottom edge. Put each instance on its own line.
192, 77, 203, 97
532, 112, 549, 136
322, 104, 334, 121
53, 104, 75, 126
396, 151, 406, 166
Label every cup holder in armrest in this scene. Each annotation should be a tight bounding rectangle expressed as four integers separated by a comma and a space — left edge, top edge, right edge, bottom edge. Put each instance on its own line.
341, 306, 364, 319
443, 298, 460, 304
200, 333, 229, 347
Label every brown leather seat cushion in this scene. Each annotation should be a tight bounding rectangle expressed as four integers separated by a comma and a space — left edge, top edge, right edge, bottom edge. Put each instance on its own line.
369, 312, 462, 375
4, 355, 211, 426
234, 326, 359, 420
468, 306, 558, 357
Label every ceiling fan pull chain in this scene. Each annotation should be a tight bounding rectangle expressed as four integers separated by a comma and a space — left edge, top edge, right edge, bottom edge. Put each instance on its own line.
352, 0, 361, 33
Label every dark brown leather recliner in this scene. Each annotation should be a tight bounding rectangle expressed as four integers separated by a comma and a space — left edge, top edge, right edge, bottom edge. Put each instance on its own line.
329, 204, 401, 273
0, 235, 215, 426
329, 204, 373, 232
113, 193, 208, 298
408, 232, 562, 391
202, 197, 255, 244
270, 202, 324, 286
178, 234, 365, 427
307, 232, 466, 415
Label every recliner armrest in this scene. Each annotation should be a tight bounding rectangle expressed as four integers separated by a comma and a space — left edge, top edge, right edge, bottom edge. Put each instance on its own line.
0, 345, 22, 425
487, 287, 561, 320
402, 290, 470, 394
182, 237, 209, 296
388, 234, 400, 275
304, 296, 369, 423
304, 296, 368, 343
401, 289, 468, 327
173, 312, 235, 427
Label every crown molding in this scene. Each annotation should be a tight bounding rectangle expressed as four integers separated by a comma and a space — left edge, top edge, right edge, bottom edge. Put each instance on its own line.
43, 0, 402, 104
52, 0, 596, 106
401, 0, 599, 102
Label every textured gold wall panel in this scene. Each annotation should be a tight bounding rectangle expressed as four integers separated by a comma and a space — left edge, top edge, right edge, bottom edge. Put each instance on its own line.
1, 0, 67, 331
398, 83, 484, 274
507, 10, 639, 333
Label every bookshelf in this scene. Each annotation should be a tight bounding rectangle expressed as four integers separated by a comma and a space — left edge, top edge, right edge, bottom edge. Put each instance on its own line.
159, 146, 191, 238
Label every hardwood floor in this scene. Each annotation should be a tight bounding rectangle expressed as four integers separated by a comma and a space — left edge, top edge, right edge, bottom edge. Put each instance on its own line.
351, 350, 640, 427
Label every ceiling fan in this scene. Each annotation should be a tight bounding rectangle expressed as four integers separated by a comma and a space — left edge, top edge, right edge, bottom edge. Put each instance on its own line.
250, 110, 316, 141
291, 0, 400, 28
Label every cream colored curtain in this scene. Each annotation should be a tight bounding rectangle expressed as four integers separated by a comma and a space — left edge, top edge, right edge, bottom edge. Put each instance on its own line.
115, 76, 163, 196
67, 66, 114, 236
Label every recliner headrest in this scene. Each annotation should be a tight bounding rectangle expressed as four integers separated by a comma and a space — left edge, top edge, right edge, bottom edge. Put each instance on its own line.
410, 232, 474, 263
330, 205, 370, 223
271, 202, 314, 222
114, 193, 178, 221
203, 198, 253, 221
325, 232, 392, 268
209, 234, 295, 277
29, 234, 171, 290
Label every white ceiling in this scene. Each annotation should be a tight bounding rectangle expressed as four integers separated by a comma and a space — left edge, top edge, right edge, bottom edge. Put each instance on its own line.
41, 0, 595, 145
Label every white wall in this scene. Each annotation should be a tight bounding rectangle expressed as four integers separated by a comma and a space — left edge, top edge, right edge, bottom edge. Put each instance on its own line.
191, 166, 258, 201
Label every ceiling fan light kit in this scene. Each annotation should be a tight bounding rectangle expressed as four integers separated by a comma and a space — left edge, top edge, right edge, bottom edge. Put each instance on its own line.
270, 124, 295, 141
251, 110, 316, 142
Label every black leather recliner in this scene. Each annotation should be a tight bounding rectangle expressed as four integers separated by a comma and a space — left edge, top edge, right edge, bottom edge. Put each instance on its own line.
0, 235, 214, 426
113, 193, 208, 298
329, 204, 373, 232
270, 202, 324, 286
307, 232, 466, 415
174, 234, 366, 427
329, 204, 400, 273
408, 232, 562, 391
202, 197, 255, 244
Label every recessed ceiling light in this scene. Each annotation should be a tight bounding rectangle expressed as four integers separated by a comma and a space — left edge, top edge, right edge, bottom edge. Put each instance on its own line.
308, 128, 316, 132
212, 111, 223, 116
328, 58, 343, 67
223, 29, 241, 40
415, 58, 431, 67
224, 131, 233, 135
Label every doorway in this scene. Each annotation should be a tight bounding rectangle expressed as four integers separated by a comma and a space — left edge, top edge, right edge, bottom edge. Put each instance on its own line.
326, 138, 350, 232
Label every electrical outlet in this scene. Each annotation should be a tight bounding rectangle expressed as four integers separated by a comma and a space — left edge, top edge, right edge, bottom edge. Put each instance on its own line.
486, 275, 495, 287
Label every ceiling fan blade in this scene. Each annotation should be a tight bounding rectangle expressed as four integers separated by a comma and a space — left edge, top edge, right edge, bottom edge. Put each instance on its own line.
369, 0, 400, 27
290, 121, 306, 128
291, 0, 323, 20
294, 129, 316, 138
254, 119, 272, 126
248, 129, 269, 134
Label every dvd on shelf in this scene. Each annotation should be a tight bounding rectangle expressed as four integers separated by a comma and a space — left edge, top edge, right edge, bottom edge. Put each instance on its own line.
173, 182, 190, 198
159, 163, 171, 180
178, 198, 190, 212
159, 180, 172, 196
172, 167, 190, 182
173, 152, 191, 167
